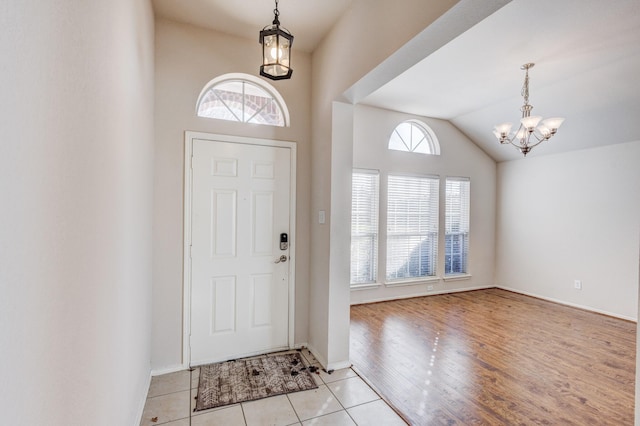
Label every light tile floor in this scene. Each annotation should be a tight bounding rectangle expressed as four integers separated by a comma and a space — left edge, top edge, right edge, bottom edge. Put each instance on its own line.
141, 349, 406, 426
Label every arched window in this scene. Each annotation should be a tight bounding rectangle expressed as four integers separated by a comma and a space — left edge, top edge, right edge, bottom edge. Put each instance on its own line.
388, 120, 440, 155
196, 73, 290, 127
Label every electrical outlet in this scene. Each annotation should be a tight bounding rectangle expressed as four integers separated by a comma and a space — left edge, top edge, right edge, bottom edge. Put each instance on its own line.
574, 280, 582, 290
427, 285, 434, 291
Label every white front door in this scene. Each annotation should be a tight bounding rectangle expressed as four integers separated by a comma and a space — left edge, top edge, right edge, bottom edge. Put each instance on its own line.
188, 137, 293, 366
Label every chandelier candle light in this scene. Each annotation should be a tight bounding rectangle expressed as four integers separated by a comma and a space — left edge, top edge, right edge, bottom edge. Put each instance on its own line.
259, 0, 293, 80
493, 63, 564, 156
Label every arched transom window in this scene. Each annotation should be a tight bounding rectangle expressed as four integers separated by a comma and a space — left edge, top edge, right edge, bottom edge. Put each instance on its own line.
388, 120, 440, 155
196, 73, 290, 127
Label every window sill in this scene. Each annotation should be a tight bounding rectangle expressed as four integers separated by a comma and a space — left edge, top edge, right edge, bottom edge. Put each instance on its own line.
443, 273, 472, 282
384, 277, 440, 288
350, 283, 382, 291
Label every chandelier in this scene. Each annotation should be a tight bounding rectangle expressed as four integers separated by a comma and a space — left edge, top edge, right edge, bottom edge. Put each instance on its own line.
259, 0, 293, 80
493, 63, 564, 156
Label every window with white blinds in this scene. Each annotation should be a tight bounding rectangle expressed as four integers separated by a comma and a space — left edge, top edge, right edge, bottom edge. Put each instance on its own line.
350, 170, 379, 285
445, 178, 470, 275
386, 175, 439, 281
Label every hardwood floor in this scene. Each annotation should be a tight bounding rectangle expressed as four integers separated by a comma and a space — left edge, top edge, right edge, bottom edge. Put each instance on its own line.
350, 288, 636, 425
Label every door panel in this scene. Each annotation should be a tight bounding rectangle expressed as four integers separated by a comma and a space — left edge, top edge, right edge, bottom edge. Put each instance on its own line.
251, 274, 273, 327
212, 190, 236, 257
210, 276, 236, 333
252, 192, 274, 255
189, 139, 291, 365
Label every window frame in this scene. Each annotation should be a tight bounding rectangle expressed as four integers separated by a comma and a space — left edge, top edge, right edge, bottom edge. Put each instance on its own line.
195, 73, 290, 127
388, 120, 441, 155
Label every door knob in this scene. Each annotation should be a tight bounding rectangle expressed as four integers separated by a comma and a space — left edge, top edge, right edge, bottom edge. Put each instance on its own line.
274, 255, 288, 264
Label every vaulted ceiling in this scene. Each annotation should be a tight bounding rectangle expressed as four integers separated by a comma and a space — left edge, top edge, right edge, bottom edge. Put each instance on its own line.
152, 0, 640, 162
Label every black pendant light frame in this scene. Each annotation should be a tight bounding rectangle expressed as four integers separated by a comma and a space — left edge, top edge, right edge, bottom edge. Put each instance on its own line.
259, 0, 294, 80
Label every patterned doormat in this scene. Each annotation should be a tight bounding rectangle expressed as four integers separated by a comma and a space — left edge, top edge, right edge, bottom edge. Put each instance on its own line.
194, 352, 318, 411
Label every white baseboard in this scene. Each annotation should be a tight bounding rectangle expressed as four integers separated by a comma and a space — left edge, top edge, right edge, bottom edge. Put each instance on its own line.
151, 364, 188, 377
304, 343, 328, 369
304, 343, 352, 371
495, 286, 637, 322
326, 359, 353, 371
350, 284, 495, 306
135, 370, 152, 426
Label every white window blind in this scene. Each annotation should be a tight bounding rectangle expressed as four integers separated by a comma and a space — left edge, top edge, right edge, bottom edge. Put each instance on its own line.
386, 175, 439, 281
350, 170, 379, 285
445, 178, 470, 275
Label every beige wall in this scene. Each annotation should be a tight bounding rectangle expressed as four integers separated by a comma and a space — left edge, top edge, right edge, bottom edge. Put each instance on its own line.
308, 0, 516, 367
496, 141, 640, 320
350, 105, 496, 304
152, 19, 312, 370
0, 0, 155, 424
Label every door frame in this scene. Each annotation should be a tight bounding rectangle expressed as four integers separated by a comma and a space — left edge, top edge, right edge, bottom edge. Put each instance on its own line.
182, 131, 297, 367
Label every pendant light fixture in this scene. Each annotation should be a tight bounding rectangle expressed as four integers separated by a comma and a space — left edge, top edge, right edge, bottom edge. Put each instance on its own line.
259, 0, 294, 80
493, 63, 565, 156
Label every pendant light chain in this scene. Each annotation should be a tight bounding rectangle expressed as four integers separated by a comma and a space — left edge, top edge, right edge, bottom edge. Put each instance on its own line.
273, 0, 280, 24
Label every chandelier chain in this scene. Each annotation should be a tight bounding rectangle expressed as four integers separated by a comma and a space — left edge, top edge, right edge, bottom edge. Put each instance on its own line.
521, 68, 530, 106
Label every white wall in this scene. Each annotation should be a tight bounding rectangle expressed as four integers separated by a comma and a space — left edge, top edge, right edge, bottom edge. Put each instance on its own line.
309, 0, 462, 369
152, 19, 312, 371
496, 141, 640, 320
350, 105, 496, 304
0, 0, 155, 424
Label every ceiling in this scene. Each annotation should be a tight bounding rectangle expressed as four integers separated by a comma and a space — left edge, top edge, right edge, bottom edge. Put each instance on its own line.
152, 0, 354, 52
152, 0, 640, 162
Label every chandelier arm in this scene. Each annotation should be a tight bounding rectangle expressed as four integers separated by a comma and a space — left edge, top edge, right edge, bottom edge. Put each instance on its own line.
530, 132, 547, 143
506, 140, 525, 154
503, 123, 524, 144
511, 140, 528, 149
504, 134, 528, 149
506, 129, 550, 153
524, 138, 547, 150
507, 140, 523, 149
